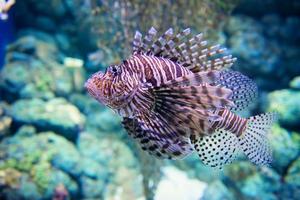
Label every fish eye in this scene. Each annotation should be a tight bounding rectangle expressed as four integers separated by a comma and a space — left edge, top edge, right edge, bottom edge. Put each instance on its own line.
110, 65, 118, 76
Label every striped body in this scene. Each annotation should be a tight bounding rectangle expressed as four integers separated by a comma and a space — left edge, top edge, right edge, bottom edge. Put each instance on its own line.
212, 109, 248, 136
115, 54, 191, 117
125, 54, 191, 86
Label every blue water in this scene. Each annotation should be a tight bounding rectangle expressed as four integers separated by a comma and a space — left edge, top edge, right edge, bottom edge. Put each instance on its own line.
0, 10, 15, 68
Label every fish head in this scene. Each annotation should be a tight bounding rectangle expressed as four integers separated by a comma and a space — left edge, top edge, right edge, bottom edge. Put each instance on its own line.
85, 64, 138, 110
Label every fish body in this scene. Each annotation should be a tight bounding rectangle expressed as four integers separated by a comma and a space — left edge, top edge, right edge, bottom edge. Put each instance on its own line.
85, 27, 277, 168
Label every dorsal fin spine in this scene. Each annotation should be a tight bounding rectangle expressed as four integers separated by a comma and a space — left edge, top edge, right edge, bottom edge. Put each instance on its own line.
131, 27, 237, 72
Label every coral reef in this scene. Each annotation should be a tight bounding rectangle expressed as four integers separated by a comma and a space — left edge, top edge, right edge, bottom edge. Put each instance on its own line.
9, 98, 85, 140
225, 14, 300, 90
268, 89, 300, 129
0, 0, 300, 199
0, 103, 11, 139
0, 34, 86, 101
75, 0, 239, 59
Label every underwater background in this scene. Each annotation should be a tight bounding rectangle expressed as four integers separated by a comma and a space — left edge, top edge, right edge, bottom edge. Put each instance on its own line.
0, 0, 300, 199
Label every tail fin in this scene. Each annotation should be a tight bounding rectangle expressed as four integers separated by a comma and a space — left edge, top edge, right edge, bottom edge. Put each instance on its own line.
238, 112, 278, 165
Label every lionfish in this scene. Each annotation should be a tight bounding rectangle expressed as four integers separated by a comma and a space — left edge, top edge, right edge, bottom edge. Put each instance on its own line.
85, 27, 277, 168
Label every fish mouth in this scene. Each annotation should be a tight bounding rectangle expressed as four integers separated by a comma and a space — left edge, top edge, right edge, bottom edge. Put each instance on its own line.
84, 71, 106, 102
84, 78, 99, 99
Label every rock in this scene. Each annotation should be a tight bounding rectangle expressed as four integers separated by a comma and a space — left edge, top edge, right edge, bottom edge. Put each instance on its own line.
54, 33, 71, 53
0, 62, 32, 94
69, 93, 104, 115
35, 16, 57, 32
43, 168, 78, 199
284, 157, 300, 199
16, 174, 43, 200
17, 29, 57, 45
155, 166, 207, 200
6, 35, 58, 60
268, 89, 300, 128
14, 125, 37, 138
290, 76, 300, 89
269, 124, 300, 173
0, 131, 80, 199
86, 108, 122, 135
77, 132, 143, 199
80, 175, 106, 199
225, 14, 300, 90
202, 180, 234, 200
20, 83, 55, 100
0, 105, 12, 139
226, 16, 281, 77
77, 133, 136, 168
223, 162, 281, 200
63, 57, 84, 68
183, 154, 222, 182
79, 159, 110, 199
103, 167, 144, 200
0, 35, 86, 100
9, 98, 85, 140
52, 184, 69, 200
0, 168, 22, 189
80, 158, 108, 180
50, 139, 82, 178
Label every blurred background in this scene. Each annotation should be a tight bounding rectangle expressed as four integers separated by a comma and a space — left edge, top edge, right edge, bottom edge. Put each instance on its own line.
0, 0, 300, 199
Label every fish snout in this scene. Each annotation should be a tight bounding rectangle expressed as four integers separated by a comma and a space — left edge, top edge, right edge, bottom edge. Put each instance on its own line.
84, 78, 98, 99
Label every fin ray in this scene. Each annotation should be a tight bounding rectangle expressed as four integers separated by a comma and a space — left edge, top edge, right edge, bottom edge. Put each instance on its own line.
216, 70, 258, 112
122, 115, 193, 160
238, 112, 277, 165
132, 27, 236, 72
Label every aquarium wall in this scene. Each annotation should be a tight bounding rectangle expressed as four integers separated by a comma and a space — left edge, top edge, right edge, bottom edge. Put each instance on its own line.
0, 0, 300, 200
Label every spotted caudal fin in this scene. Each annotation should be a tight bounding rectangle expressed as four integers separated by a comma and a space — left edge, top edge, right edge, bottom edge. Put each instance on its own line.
132, 27, 236, 73
192, 112, 277, 169
238, 112, 277, 165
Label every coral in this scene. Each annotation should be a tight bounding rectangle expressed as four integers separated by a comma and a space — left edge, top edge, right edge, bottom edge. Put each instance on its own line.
155, 166, 207, 200
290, 76, 300, 89
0, 168, 21, 189
30, 161, 52, 193
0, 131, 80, 198
223, 162, 281, 199
268, 124, 300, 173
85, 108, 122, 136
9, 98, 85, 140
225, 14, 300, 90
283, 157, 300, 199
0, 0, 299, 200
202, 180, 234, 200
0, 35, 86, 101
69, 93, 104, 115
0, 103, 11, 139
77, 132, 144, 199
53, 183, 69, 200
75, 0, 239, 63
268, 89, 300, 128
